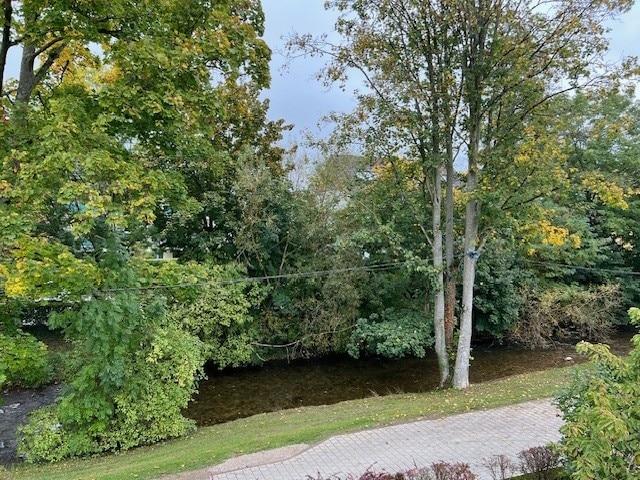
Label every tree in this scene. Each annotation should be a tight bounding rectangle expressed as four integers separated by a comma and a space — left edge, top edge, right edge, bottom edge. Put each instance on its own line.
559, 90, 640, 310
448, 0, 637, 388
1, 0, 282, 459
289, 0, 636, 388
289, 0, 465, 386
1, 0, 275, 299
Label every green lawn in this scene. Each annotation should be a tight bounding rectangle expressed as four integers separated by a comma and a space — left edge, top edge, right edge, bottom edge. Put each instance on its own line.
2, 364, 584, 480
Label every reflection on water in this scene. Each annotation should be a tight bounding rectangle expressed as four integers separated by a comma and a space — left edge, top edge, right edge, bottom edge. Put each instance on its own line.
185, 332, 634, 426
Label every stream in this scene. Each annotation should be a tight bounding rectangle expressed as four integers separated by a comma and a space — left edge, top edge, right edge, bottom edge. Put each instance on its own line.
184, 331, 634, 426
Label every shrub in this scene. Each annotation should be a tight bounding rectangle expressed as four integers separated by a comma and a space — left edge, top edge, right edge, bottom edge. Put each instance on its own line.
0, 330, 52, 388
354, 471, 408, 479
0, 373, 6, 406
428, 462, 476, 480
474, 247, 533, 339
347, 308, 433, 359
18, 294, 204, 463
305, 463, 477, 480
518, 446, 561, 479
483, 454, 515, 480
16, 407, 69, 463
555, 307, 640, 480
508, 283, 620, 348
167, 264, 263, 368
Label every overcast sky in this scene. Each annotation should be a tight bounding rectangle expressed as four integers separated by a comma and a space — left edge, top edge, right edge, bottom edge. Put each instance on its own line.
262, 0, 640, 146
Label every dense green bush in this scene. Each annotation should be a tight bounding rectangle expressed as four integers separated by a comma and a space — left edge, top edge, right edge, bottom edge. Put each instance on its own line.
0, 330, 51, 388
473, 249, 534, 339
18, 294, 204, 463
347, 308, 433, 359
16, 407, 68, 462
556, 307, 640, 480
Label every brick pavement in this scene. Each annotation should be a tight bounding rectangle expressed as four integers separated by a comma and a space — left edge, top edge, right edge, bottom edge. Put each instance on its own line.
164, 398, 563, 480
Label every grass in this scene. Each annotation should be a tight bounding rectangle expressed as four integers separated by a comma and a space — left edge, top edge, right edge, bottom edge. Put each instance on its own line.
2, 363, 586, 480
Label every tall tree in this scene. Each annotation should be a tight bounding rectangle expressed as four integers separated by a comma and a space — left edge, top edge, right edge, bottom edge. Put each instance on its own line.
289, 0, 464, 386
1, 0, 282, 458
290, 0, 636, 388
450, 0, 635, 387
1, 0, 276, 298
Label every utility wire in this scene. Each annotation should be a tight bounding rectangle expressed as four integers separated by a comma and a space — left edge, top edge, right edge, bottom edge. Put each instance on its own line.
104, 258, 640, 294
3, 257, 639, 300
100, 259, 430, 293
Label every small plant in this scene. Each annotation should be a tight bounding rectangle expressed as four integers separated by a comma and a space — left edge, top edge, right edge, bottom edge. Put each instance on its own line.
305, 464, 477, 480
484, 454, 516, 480
305, 473, 341, 480
556, 307, 640, 480
429, 462, 477, 480
518, 445, 561, 479
356, 471, 407, 480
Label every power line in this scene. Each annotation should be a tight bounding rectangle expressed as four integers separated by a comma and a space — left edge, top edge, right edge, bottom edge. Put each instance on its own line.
105, 258, 640, 295
100, 259, 431, 293
3, 256, 638, 300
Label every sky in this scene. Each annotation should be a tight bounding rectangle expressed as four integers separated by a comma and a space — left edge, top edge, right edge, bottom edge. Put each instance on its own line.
261, 1, 348, 147
261, 0, 640, 146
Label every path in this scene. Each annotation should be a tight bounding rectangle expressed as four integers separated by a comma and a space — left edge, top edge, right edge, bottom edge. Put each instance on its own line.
164, 398, 563, 480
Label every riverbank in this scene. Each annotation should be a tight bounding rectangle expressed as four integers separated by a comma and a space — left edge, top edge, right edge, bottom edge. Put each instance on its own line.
3, 364, 586, 480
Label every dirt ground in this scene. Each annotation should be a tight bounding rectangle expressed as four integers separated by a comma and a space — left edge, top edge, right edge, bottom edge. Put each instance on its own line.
0, 384, 62, 465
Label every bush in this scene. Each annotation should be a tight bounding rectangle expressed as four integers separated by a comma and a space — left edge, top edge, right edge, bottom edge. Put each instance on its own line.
0, 330, 52, 388
0, 373, 6, 405
306, 463, 476, 480
518, 446, 561, 479
483, 454, 515, 480
508, 283, 620, 348
555, 307, 640, 480
18, 294, 204, 463
428, 462, 476, 480
474, 247, 533, 339
347, 308, 433, 359
16, 407, 69, 463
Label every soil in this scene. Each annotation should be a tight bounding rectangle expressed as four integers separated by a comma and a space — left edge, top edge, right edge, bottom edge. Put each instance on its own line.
0, 384, 63, 465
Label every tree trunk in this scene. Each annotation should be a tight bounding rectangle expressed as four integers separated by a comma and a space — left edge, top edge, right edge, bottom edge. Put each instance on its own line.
0, 0, 13, 100
444, 142, 456, 347
16, 45, 38, 104
453, 114, 481, 389
432, 164, 449, 386
453, 194, 479, 389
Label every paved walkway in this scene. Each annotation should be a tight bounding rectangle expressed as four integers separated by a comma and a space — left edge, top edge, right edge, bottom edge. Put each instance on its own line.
165, 398, 563, 480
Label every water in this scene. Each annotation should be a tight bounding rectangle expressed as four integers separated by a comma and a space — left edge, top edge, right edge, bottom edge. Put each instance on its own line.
185, 332, 634, 426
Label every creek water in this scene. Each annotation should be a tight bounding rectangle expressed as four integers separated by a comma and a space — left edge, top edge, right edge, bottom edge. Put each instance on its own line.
184, 331, 634, 426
